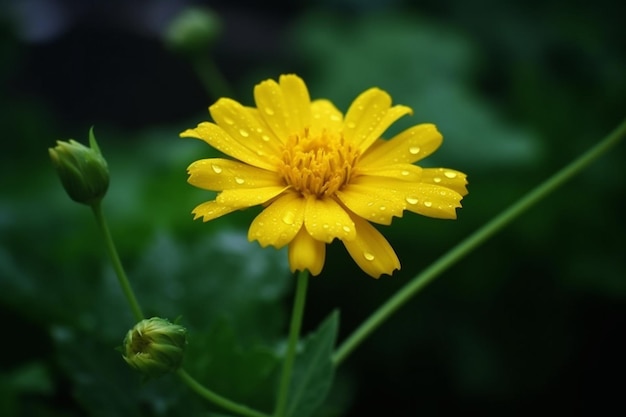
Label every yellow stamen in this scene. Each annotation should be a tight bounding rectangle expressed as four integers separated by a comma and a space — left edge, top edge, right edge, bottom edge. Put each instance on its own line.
279, 128, 360, 198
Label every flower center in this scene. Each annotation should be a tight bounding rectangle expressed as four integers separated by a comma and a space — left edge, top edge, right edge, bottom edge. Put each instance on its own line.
279, 129, 360, 198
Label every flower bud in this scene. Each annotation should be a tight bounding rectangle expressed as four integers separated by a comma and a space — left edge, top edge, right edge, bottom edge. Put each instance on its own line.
164, 7, 222, 55
122, 317, 187, 379
49, 128, 109, 205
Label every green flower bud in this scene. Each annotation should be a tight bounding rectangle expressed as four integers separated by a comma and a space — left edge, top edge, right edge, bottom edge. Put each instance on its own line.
122, 317, 187, 379
49, 128, 109, 205
164, 7, 222, 55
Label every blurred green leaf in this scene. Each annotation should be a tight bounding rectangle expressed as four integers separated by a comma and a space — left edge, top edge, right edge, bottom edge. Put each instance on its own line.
287, 311, 339, 417
186, 319, 280, 414
291, 12, 542, 170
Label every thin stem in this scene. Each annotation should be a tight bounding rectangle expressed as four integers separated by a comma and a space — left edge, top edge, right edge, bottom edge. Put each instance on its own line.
177, 369, 271, 417
274, 269, 309, 417
333, 117, 626, 367
91, 202, 144, 322
192, 53, 234, 100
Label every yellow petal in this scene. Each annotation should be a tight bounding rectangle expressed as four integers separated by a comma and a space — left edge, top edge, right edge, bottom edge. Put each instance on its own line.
248, 192, 305, 248
342, 214, 400, 278
216, 186, 287, 207
209, 98, 283, 158
288, 227, 326, 276
356, 163, 423, 182
303, 197, 356, 243
191, 200, 239, 222
309, 99, 343, 137
343, 88, 412, 152
180, 122, 275, 171
420, 168, 468, 196
336, 178, 407, 225
404, 183, 464, 219
187, 158, 281, 191
254, 74, 311, 142
358, 124, 442, 167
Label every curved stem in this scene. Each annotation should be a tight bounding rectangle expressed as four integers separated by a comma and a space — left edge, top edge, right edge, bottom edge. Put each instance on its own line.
274, 269, 309, 417
332, 117, 626, 367
91, 202, 144, 322
192, 53, 234, 100
177, 369, 271, 417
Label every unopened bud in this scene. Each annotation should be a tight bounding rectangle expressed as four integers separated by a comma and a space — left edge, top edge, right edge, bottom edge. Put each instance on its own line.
49, 128, 109, 205
164, 7, 221, 55
122, 317, 187, 379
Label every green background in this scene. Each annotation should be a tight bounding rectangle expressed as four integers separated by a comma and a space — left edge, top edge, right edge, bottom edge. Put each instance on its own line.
1, 0, 624, 415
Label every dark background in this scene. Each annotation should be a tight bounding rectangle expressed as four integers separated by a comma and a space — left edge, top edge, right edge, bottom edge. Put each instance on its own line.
1, 0, 625, 416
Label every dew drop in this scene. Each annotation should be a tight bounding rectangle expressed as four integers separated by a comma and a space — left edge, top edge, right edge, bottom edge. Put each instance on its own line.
363, 252, 375, 261
211, 164, 223, 174
262, 135, 270, 142
409, 146, 420, 155
424, 201, 433, 207
342, 225, 351, 233
379, 206, 386, 211
330, 114, 341, 122
265, 107, 275, 116
346, 122, 356, 129
235, 177, 245, 185
433, 177, 442, 183
322, 223, 329, 229
406, 197, 418, 205
239, 129, 249, 137
401, 170, 410, 176
444, 171, 457, 179
282, 212, 295, 225
223, 117, 234, 125
367, 202, 375, 207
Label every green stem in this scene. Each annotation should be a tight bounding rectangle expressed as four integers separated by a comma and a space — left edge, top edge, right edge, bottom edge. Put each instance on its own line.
177, 369, 271, 417
192, 53, 234, 100
333, 117, 626, 367
91, 202, 144, 322
274, 269, 309, 417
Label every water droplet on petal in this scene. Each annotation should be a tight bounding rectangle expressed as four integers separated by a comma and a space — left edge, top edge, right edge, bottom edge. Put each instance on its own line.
363, 252, 375, 261
265, 107, 275, 116
342, 225, 351, 233
239, 129, 249, 137
330, 114, 341, 122
424, 201, 432, 207
261, 135, 270, 142
406, 197, 418, 205
401, 170, 410, 176
409, 146, 420, 155
346, 122, 356, 129
444, 171, 457, 179
211, 164, 223, 174
379, 206, 386, 211
235, 177, 245, 185
433, 177, 442, 183
322, 223, 329, 229
282, 212, 295, 225
223, 117, 234, 125
367, 202, 375, 207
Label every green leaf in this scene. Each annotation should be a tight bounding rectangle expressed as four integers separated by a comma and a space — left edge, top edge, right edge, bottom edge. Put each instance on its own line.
187, 318, 280, 413
286, 311, 339, 417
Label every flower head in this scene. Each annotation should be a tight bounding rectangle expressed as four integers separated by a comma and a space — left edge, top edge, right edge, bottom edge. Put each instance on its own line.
122, 317, 187, 379
182, 74, 468, 278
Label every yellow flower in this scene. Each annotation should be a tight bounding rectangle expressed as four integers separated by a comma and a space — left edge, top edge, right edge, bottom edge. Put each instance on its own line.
181, 74, 468, 278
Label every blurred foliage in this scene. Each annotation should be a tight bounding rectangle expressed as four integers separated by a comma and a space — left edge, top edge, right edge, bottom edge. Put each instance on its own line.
1, 0, 624, 416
